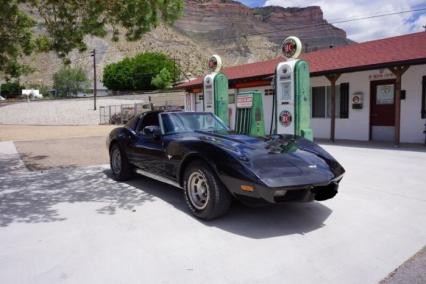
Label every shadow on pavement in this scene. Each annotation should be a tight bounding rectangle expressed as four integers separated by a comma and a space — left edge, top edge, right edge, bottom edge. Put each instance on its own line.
0, 151, 332, 238
120, 170, 333, 239
0, 156, 154, 227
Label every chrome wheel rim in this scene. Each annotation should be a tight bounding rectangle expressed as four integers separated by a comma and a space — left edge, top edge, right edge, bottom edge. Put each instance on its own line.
188, 171, 210, 210
111, 148, 122, 175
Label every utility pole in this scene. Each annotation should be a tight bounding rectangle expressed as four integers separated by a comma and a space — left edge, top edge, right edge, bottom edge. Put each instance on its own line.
91, 49, 97, 110
173, 56, 177, 84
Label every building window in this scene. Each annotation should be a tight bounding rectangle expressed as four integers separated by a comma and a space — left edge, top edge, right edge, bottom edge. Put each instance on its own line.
264, 89, 274, 96
422, 76, 426, 119
229, 93, 235, 104
312, 83, 350, 119
340, 83, 349, 119
312, 87, 326, 118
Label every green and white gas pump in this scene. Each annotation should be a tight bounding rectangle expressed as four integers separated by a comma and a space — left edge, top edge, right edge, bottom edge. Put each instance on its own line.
235, 91, 265, 137
203, 55, 229, 126
273, 36, 313, 141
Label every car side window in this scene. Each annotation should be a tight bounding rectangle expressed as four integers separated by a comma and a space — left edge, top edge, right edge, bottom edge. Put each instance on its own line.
137, 112, 160, 133
125, 116, 140, 131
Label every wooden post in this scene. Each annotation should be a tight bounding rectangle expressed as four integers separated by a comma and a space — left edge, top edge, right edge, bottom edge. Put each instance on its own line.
389, 65, 409, 146
325, 73, 341, 142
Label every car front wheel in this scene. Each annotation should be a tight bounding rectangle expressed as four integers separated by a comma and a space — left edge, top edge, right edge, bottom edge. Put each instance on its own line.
110, 143, 134, 181
183, 161, 232, 220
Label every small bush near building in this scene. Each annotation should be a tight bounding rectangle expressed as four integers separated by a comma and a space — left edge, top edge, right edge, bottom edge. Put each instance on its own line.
103, 52, 179, 91
0, 81, 24, 98
53, 67, 89, 97
151, 68, 172, 90
25, 83, 50, 97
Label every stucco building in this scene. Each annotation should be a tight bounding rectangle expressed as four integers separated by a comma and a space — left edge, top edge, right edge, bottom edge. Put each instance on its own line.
178, 32, 426, 144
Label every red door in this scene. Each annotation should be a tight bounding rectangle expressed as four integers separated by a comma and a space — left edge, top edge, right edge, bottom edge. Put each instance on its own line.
370, 80, 396, 141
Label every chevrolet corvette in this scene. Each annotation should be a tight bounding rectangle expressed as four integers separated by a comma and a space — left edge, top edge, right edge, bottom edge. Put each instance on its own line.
107, 110, 345, 220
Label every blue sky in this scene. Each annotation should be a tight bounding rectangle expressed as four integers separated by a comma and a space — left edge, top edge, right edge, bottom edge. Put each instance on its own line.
236, 0, 426, 42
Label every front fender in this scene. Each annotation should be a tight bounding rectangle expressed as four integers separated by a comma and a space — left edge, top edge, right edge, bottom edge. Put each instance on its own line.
175, 142, 263, 188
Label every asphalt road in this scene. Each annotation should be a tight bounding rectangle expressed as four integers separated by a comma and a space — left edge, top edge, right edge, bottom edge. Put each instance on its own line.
1, 140, 426, 283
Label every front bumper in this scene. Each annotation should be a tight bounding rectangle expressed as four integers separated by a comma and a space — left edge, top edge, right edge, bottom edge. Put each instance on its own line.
221, 174, 343, 206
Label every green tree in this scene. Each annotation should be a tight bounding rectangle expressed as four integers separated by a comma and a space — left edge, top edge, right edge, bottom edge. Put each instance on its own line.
151, 68, 172, 90
53, 67, 89, 97
0, 1, 35, 79
0, 81, 24, 99
0, 0, 184, 78
103, 52, 179, 91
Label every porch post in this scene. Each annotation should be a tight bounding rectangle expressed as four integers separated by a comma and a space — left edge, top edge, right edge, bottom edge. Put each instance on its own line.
389, 65, 409, 146
326, 73, 341, 142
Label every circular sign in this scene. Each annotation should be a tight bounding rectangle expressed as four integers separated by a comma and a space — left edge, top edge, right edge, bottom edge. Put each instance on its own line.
281, 36, 302, 59
279, 110, 292, 127
352, 96, 360, 104
208, 55, 223, 73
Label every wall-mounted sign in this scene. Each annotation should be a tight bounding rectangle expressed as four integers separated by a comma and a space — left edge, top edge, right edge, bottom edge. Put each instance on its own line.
368, 69, 395, 80
281, 36, 302, 59
351, 92, 363, 109
208, 55, 223, 73
279, 110, 293, 127
237, 94, 253, 108
376, 84, 394, 105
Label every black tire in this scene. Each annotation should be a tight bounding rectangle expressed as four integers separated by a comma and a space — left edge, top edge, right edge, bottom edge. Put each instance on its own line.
183, 161, 232, 220
109, 143, 134, 181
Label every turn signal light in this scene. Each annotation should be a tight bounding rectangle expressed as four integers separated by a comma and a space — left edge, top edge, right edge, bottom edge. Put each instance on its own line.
240, 185, 254, 192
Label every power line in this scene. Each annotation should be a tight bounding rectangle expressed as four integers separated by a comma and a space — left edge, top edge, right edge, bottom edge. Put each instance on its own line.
206, 7, 426, 43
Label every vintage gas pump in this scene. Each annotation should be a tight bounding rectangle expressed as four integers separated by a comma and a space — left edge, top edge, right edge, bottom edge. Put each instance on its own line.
273, 36, 313, 141
203, 55, 229, 125
235, 91, 265, 136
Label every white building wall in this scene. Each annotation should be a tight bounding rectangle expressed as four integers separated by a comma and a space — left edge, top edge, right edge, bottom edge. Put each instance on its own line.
311, 72, 372, 141
311, 65, 426, 143
400, 64, 426, 143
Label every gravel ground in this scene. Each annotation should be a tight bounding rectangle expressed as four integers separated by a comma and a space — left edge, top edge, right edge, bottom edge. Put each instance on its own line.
0, 125, 116, 141
0, 96, 148, 125
381, 246, 426, 284
15, 136, 109, 170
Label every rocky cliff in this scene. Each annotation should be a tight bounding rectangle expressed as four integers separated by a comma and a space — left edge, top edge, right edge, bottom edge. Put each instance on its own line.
21, 0, 352, 87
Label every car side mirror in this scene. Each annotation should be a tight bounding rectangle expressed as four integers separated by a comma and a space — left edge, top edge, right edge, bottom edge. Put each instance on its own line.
142, 125, 161, 140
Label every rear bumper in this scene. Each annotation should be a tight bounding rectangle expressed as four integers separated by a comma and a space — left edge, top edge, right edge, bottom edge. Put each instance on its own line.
221, 174, 343, 206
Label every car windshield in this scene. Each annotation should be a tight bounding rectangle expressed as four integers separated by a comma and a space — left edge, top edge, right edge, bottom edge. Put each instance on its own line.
161, 112, 228, 134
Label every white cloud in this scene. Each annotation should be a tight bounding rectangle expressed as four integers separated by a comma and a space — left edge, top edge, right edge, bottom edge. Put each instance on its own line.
263, 0, 426, 42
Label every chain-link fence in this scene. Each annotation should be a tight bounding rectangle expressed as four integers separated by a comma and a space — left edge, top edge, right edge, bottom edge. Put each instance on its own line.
99, 103, 152, 125
99, 93, 185, 125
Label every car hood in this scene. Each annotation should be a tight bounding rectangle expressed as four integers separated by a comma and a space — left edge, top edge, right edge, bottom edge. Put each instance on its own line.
194, 131, 345, 188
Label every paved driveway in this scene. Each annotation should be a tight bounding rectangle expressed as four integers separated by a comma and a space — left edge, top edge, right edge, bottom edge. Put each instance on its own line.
0, 141, 425, 283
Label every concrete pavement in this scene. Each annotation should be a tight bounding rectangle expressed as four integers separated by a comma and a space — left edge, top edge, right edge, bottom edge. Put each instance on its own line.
0, 141, 426, 283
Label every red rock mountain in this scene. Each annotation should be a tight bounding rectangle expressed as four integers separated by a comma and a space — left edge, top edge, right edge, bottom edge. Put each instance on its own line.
22, 0, 352, 86
175, 0, 351, 63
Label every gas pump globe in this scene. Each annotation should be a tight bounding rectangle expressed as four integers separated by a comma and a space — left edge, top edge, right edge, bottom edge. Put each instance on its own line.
203, 55, 229, 126
274, 36, 313, 141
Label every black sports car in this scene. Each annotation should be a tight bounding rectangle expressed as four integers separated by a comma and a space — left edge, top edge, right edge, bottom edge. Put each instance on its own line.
107, 110, 345, 220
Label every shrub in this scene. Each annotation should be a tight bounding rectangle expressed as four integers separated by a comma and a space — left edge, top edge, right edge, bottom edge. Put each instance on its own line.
53, 67, 89, 97
0, 81, 24, 98
151, 68, 172, 90
102, 52, 179, 91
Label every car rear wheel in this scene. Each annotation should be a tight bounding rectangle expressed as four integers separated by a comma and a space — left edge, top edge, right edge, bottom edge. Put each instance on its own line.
110, 143, 134, 181
183, 161, 232, 220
